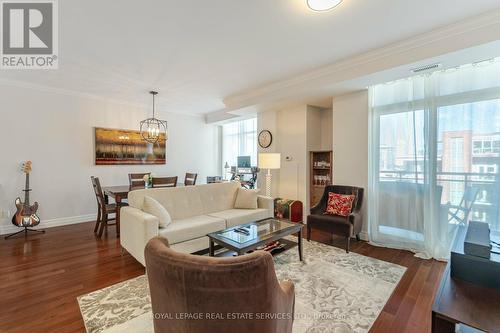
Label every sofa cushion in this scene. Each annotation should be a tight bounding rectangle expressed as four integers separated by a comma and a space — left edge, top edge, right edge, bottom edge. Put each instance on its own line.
234, 188, 260, 209
128, 182, 240, 220
143, 196, 172, 228
158, 215, 226, 245
208, 208, 271, 228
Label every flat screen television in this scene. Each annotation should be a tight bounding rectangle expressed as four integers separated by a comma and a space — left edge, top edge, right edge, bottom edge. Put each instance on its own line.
237, 156, 251, 168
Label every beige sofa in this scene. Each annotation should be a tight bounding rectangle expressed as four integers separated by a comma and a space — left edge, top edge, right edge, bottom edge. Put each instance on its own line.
120, 181, 274, 266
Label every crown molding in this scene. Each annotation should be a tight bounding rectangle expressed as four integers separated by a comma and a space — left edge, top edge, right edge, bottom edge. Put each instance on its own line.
204, 109, 240, 124
0, 78, 204, 118
224, 8, 500, 110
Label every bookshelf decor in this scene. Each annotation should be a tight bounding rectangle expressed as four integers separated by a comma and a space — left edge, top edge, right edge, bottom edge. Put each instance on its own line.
310, 151, 333, 206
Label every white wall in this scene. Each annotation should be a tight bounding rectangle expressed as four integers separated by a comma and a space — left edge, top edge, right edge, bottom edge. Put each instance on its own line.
257, 91, 370, 237
332, 90, 369, 236
0, 85, 220, 234
306, 106, 322, 151
257, 110, 280, 196
257, 106, 308, 215
257, 105, 332, 221
277, 106, 308, 208
320, 109, 333, 151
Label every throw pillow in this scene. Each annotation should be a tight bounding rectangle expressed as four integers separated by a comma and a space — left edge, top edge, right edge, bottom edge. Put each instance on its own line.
143, 196, 172, 228
325, 192, 355, 217
234, 187, 260, 209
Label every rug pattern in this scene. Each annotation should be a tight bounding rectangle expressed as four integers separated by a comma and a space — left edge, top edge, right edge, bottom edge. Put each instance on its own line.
78, 238, 406, 333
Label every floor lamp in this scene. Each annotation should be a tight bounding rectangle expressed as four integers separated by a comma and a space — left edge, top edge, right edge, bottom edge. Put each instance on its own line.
258, 153, 281, 197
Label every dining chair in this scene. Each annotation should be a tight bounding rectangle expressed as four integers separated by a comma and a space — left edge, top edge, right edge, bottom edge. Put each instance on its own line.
152, 176, 178, 188
184, 173, 198, 186
128, 172, 150, 190
91, 176, 118, 237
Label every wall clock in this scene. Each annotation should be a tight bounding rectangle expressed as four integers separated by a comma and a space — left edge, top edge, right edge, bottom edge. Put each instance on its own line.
258, 130, 273, 148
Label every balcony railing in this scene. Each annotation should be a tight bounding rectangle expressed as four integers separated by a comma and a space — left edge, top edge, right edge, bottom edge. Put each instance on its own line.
379, 170, 500, 230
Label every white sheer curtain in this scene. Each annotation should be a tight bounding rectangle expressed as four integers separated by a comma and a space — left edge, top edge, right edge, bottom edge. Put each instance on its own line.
368, 59, 500, 260
221, 118, 257, 173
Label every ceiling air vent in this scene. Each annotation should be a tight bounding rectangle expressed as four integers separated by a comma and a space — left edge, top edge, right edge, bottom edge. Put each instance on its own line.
411, 63, 442, 73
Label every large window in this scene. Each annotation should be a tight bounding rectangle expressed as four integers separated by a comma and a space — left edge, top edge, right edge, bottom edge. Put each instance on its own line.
221, 118, 257, 173
369, 59, 500, 260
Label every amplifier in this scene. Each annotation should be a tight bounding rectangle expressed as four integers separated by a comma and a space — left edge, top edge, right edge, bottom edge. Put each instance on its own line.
451, 223, 500, 291
464, 221, 492, 259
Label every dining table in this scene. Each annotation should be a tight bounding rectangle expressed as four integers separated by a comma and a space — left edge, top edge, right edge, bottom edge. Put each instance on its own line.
102, 185, 131, 237
102, 183, 184, 237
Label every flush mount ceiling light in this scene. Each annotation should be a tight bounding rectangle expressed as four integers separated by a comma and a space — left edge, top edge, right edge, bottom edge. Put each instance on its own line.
307, 0, 343, 11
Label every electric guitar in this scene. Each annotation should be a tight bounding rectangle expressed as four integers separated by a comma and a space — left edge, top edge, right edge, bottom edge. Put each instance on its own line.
12, 161, 40, 227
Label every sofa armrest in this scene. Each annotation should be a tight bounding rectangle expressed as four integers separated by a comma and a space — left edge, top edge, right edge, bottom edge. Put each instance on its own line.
310, 195, 327, 215
348, 208, 364, 236
310, 203, 324, 215
348, 210, 362, 224
120, 206, 160, 266
257, 195, 274, 211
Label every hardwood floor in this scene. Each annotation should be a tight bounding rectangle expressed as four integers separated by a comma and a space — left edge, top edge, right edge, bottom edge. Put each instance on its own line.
322, 232, 447, 333
0, 222, 446, 333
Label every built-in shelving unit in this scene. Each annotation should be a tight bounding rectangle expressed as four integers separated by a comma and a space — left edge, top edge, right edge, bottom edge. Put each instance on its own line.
310, 150, 333, 207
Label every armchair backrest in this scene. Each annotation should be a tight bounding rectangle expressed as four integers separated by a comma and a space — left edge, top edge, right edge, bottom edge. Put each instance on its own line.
145, 237, 293, 333
314, 185, 364, 214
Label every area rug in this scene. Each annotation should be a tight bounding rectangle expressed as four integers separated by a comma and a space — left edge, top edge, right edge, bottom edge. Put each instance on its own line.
78, 238, 406, 333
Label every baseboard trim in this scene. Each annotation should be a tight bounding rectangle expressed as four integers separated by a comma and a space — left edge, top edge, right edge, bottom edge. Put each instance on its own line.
359, 231, 369, 242
0, 214, 95, 235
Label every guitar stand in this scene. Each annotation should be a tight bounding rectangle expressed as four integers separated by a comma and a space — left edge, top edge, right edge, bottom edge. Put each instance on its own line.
4, 227, 45, 240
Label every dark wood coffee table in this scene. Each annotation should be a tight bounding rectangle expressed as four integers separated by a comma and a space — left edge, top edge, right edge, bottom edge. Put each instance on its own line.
207, 218, 303, 261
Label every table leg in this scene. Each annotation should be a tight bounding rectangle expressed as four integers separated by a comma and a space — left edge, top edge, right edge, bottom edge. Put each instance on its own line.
298, 228, 303, 261
209, 239, 215, 256
115, 195, 121, 238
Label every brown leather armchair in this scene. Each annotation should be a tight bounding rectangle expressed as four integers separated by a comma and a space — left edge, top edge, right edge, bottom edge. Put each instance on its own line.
307, 185, 364, 253
145, 237, 295, 333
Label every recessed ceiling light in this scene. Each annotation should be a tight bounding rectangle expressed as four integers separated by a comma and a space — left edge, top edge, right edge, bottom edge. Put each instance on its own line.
307, 0, 343, 12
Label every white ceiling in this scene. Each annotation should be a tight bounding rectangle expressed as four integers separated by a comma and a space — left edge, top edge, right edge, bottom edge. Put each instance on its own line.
2, 0, 500, 116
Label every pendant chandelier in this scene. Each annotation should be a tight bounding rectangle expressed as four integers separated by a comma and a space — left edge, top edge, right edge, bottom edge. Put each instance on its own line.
140, 91, 167, 144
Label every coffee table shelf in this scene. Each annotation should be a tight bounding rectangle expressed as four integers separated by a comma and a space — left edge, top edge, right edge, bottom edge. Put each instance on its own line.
207, 218, 303, 261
